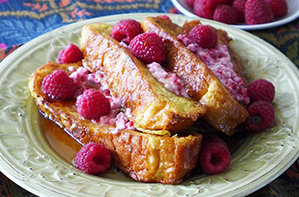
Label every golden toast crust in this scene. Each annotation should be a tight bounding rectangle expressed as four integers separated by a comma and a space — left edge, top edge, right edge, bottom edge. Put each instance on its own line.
81, 24, 206, 134
28, 61, 203, 184
141, 17, 248, 135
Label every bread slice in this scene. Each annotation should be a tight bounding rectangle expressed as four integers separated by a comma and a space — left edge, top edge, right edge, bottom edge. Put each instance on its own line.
80, 23, 206, 135
141, 16, 248, 135
28, 61, 203, 184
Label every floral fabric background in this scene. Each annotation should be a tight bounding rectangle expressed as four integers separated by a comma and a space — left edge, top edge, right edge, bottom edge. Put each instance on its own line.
0, 0, 298, 196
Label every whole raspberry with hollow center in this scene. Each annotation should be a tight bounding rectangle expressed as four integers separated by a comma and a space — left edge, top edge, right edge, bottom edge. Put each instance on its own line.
247, 79, 275, 102
110, 19, 142, 44
42, 69, 76, 100
189, 25, 218, 49
199, 135, 231, 175
58, 43, 83, 64
129, 32, 166, 64
265, 0, 288, 18
213, 5, 238, 24
245, 0, 274, 25
246, 101, 275, 132
73, 143, 112, 175
76, 89, 111, 120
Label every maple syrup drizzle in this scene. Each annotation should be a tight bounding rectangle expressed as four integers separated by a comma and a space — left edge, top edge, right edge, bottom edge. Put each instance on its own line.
39, 113, 82, 163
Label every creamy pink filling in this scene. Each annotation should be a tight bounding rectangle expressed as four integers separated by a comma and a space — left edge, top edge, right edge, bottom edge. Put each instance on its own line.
147, 62, 189, 98
178, 34, 249, 105
69, 66, 135, 133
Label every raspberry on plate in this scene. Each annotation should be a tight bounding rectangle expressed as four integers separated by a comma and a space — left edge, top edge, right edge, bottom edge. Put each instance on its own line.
193, 0, 216, 19
199, 135, 231, 175
73, 143, 112, 175
213, 5, 238, 24
189, 25, 218, 49
76, 89, 111, 120
42, 69, 76, 100
246, 101, 275, 132
58, 43, 83, 64
129, 32, 166, 64
245, 0, 274, 25
247, 79, 275, 102
110, 19, 142, 44
215, 0, 234, 5
265, 0, 288, 18
233, 0, 247, 22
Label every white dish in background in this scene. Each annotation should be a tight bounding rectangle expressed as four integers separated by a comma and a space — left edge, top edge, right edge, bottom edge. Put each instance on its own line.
0, 13, 299, 197
171, 0, 299, 30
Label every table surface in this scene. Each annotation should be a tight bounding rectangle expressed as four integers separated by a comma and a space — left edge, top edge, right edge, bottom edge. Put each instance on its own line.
0, 0, 299, 196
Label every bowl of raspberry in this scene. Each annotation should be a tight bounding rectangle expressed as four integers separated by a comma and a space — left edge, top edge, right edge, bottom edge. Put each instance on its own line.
171, 0, 299, 30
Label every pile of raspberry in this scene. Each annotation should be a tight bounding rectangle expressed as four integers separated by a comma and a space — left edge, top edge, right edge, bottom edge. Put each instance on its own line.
187, 0, 288, 25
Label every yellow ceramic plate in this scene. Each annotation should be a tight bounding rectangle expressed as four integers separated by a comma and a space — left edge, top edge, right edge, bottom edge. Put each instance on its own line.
0, 13, 299, 197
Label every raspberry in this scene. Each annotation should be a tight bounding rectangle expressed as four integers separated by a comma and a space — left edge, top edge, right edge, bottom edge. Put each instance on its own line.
247, 79, 275, 102
73, 143, 112, 175
233, 0, 246, 22
245, 0, 274, 25
76, 89, 111, 120
193, 0, 216, 19
110, 19, 142, 44
189, 25, 218, 49
58, 43, 83, 64
157, 15, 172, 22
265, 0, 288, 18
213, 5, 238, 24
186, 0, 195, 7
246, 101, 275, 132
199, 135, 231, 175
42, 69, 76, 100
129, 32, 166, 64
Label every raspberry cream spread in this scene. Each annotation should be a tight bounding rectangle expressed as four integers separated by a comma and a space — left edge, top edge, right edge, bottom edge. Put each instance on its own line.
147, 62, 189, 98
69, 66, 135, 133
178, 34, 249, 105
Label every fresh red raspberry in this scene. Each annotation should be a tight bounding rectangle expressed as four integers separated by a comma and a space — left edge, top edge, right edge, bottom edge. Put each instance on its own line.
199, 135, 231, 175
76, 89, 111, 120
265, 0, 288, 17
247, 79, 275, 102
58, 43, 83, 64
213, 5, 238, 24
233, 0, 246, 22
193, 0, 216, 19
42, 69, 76, 100
73, 143, 112, 175
129, 32, 166, 64
246, 101, 275, 132
186, 0, 195, 7
157, 15, 172, 22
110, 19, 142, 44
189, 25, 218, 49
245, 0, 274, 25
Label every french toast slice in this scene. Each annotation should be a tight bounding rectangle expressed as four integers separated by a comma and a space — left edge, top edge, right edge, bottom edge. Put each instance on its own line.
28, 61, 203, 184
141, 16, 248, 135
80, 23, 206, 134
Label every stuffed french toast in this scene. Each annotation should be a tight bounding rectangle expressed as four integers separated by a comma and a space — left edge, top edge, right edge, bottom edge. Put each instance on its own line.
141, 16, 249, 135
81, 23, 206, 135
29, 61, 203, 184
